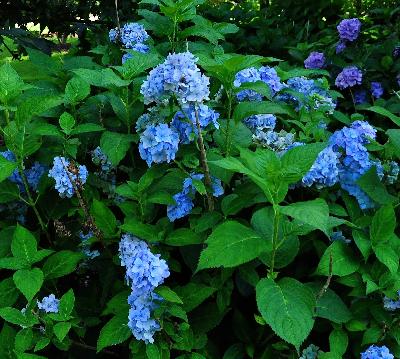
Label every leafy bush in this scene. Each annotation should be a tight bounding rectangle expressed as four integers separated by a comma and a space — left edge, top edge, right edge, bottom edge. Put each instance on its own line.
0, 0, 400, 358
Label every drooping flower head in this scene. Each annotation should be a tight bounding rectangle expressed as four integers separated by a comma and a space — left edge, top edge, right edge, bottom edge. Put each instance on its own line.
371, 82, 384, 99
337, 18, 361, 42
171, 104, 220, 144
48, 157, 88, 198
141, 52, 210, 105
361, 345, 394, 359
139, 123, 180, 167
335, 66, 362, 89
304, 52, 326, 69
37, 294, 59, 313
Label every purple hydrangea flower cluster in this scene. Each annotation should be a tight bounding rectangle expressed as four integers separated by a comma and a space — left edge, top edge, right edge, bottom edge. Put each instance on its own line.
278, 77, 335, 112
329, 121, 378, 209
79, 231, 100, 260
139, 123, 180, 167
48, 156, 88, 198
335, 66, 363, 89
336, 40, 347, 54
304, 52, 326, 69
1, 150, 46, 192
92, 146, 113, 173
337, 18, 362, 42
234, 66, 284, 101
37, 294, 59, 313
141, 52, 210, 105
383, 291, 400, 311
167, 173, 224, 221
118, 234, 170, 343
171, 104, 220, 144
371, 82, 384, 98
243, 114, 276, 131
393, 46, 400, 59
361, 345, 394, 359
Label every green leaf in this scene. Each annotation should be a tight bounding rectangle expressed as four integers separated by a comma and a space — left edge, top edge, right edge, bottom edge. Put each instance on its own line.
0, 181, 19, 202
0, 63, 25, 103
154, 286, 183, 304
97, 314, 131, 352
165, 228, 203, 246
70, 123, 104, 135
314, 287, 351, 323
146, 192, 175, 205
256, 277, 315, 348
0, 307, 35, 327
387, 129, 400, 159
118, 51, 162, 79
374, 244, 399, 273
64, 76, 90, 105
11, 225, 37, 264
233, 101, 296, 122
13, 268, 43, 301
0, 155, 17, 183
0, 278, 19, 307
197, 221, 267, 270
329, 329, 348, 356
73, 68, 131, 88
90, 199, 117, 237
0, 257, 28, 270
53, 322, 71, 342
42, 251, 82, 279
365, 106, 400, 126
370, 204, 396, 246
15, 328, 33, 353
316, 241, 359, 277
34, 337, 50, 352
357, 167, 396, 205
146, 344, 160, 359
15, 94, 62, 125
49, 289, 75, 321
121, 219, 159, 242
279, 199, 329, 234
0, 323, 16, 358
59, 112, 75, 135
175, 283, 217, 312
100, 131, 135, 166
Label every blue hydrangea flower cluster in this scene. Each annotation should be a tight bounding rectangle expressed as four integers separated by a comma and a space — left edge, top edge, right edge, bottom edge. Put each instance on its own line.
299, 344, 321, 359
109, 23, 149, 51
243, 114, 276, 131
335, 66, 363, 89
118, 234, 170, 343
302, 147, 340, 188
329, 121, 378, 209
79, 231, 100, 259
139, 123, 180, 167
253, 128, 296, 152
336, 40, 347, 54
92, 146, 113, 173
337, 18, 361, 42
48, 157, 88, 198
37, 294, 59, 313
304, 52, 326, 69
354, 89, 368, 104
234, 66, 284, 101
141, 52, 210, 105
1, 150, 46, 192
383, 291, 400, 311
330, 231, 351, 244
167, 174, 224, 222
371, 82, 384, 98
386, 161, 399, 184
278, 76, 335, 112
171, 104, 220, 144
361, 345, 394, 359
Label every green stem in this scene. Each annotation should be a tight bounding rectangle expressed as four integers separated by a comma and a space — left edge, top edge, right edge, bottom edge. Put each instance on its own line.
4, 107, 10, 125
225, 89, 233, 156
268, 205, 280, 278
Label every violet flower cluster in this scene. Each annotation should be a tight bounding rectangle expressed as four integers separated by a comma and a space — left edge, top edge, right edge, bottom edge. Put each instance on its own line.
335, 66, 363, 89
118, 234, 170, 343
337, 18, 361, 42
304, 52, 326, 69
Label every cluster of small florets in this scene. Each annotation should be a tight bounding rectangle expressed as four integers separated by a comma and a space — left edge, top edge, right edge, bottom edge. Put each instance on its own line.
48, 156, 88, 198
109, 22, 149, 52
304, 52, 326, 69
141, 52, 210, 105
383, 291, 400, 311
243, 114, 276, 131
118, 234, 170, 343
79, 231, 100, 260
337, 18, 362, 42
1, 150, 46, 192
330, 231, 351, 244
329, 121, 379, 209
138, 123, 180, 167
92, 146, 113, 173
371, 82, 384, 98
167, 173, 224, 221
37, 294, 59, 313
361, 345, 394, 359
393, 45, 400, 59
299, 344, 322, 359
279, 77, 335, 112
335, 66, 363, 89
385, 161, 399, 184
171, 104, 220, 144
234, 66, 284, 101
